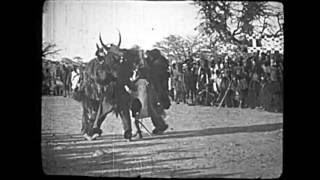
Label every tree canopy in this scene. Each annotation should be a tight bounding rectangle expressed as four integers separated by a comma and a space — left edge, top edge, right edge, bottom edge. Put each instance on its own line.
153, 34, 210, 63
153, 1, 284, 65
193, 1, 284, 45
42, 42, 61, 59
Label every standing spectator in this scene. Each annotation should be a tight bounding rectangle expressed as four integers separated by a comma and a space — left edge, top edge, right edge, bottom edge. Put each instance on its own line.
258, 74, 271, 110
240, 73, 249, 108
275, 54, 283, 112
42, 68, 50, 95
170, 62, 177, 101
183, 64, 193, 104
196, 58, 210, 105
189, 63, 198, 105
209, 67, 219, 105
54, 76, 64, 96
168, 65, 174, 101
234, 60, 242, 79
229, 74, 237, 107
173, 62, 185, 104
246, 72, 260, 109
61, 63, 72, 97
218, 70, 231, 107
71, 67, 81, 92
56, 63, 63, 81
212, 70, 222, 106
268, 61, 282, 112
49, 61, 57, 81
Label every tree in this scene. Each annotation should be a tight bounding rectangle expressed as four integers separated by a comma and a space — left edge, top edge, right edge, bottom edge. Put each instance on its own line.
42, 42, 61, 59
153, 35, 186, 63
193, 1, 284, 46
153, 34, 207, 63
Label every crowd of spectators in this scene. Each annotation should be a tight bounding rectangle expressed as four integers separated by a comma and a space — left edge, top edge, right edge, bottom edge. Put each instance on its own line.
169, 51, 283, 113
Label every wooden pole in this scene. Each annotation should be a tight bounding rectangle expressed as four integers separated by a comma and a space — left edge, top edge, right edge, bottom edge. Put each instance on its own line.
218, 79, 232, 109
136, 118, 152, 136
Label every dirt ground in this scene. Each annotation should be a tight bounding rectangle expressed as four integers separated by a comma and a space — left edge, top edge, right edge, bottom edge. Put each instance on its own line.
41, 96, 283, 178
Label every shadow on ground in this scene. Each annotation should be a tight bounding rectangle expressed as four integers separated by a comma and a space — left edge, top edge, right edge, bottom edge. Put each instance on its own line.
143, 122, 283, 141
42, 122, 282, 177
42, 137, 200, 177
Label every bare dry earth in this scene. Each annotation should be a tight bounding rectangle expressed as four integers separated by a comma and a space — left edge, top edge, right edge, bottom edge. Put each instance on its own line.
41, 96, 283, 178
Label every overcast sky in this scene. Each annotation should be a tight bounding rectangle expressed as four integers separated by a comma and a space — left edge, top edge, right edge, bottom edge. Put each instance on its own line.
43, 0, 200, 61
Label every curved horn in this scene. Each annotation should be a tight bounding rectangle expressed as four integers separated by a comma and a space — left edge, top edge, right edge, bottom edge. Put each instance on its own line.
96, 43, 100, 50
99, 33, 109, 50
116, 29, 121, 47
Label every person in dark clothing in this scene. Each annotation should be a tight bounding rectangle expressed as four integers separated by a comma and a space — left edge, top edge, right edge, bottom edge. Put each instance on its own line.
189, 64, 198, 104
237, 72, 248, 108
196, 58, 211, 106
228, 74, 237, 107
183, 66, 194, 104
246, 72, 261, 109
258, 74, 272, 110
218, 70, 232, 107
174, 62, 185, 104
267, 64, 282, 112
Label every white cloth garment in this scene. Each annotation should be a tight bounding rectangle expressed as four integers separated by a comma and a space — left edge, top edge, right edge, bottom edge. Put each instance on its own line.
71, 71, 80, 90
